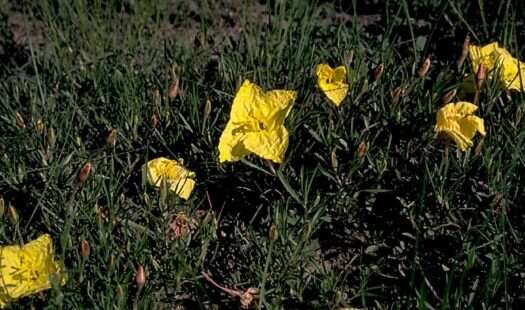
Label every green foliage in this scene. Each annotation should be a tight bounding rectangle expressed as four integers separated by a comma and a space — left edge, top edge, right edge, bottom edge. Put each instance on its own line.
0, 0, 524, 308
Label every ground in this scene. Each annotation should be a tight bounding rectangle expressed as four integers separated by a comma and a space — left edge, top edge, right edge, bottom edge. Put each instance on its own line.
1, 0, 525, 309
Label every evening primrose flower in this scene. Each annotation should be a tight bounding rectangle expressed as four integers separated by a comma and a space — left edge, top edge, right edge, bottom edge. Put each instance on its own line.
435, 102, 486, 151
469, 42, 525, 91
0, 234, 65, 308
218, 80, 297, 164
145, 157, 196, 200
315, 64, 349, 107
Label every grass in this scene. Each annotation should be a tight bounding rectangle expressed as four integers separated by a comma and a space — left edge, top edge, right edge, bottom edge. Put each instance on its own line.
1, 0, 525, 308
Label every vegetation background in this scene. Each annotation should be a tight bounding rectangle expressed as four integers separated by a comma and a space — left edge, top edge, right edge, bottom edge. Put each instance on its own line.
1, 0, 525, 308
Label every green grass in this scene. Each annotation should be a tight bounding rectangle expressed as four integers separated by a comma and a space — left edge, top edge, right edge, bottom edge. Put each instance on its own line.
1, 0, 525, 308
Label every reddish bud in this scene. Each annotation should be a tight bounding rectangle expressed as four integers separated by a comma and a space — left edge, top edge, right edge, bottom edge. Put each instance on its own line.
168, 78, 180, 99
135, 265, 146, 290
357, 142, 367, 158
150, 113, 159, 129
80, 239, 90, 258
372, 63, 384, 81
417, 57, 431, 77
78, 162, 92, 183
476, 64, 486, 90
458, 35, 470, 68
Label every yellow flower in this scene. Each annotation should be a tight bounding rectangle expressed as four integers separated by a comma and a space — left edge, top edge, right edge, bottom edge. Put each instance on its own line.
218, 80, 297, 164
0, 234, 65, 308
469, 42, 525, 91
434, 102, 486, 151
145, 157, 196, 200
315, 64, 349, 107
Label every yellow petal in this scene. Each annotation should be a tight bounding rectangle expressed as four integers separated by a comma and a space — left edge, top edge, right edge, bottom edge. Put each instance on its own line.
459, 115, 486, 139
469, 42, 500, 72
146, 157, 196, 200
435, 102, 484, 152
316, 64, 349, 107
453, 101, 479, 116
445, 129, 473, 151
243, 127, 289, 163
218, 80, 296, 163
0, 234, 65, 308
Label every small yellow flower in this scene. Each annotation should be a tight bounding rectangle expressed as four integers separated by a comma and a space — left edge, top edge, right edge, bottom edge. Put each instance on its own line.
145, 157, 196, 200
469, 42, 525, 91
435, 102, 486, 151
315, 64, 349, 107
0, 234, 65, 308
218, 80, 297, 164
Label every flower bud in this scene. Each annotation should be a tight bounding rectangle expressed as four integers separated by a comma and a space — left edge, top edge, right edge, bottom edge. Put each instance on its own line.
0, 196, 4, 217
78, 162, 92, 183
441, 89, 457, 104
476, 64, 486, 90
392, 86, 406, 105
150, 113, 159, 129
8, 205, 18, 225
357, 142, 367, 158
417, 56, 431, 78
269, 224, 278, 241
372, 63, 384, 81
203, 99, 212, 122
106, 129, 118, 147
457, 35, 470, 68
168, 78, 180, 99
135, 265, 146, 290
47, 127, 56, 148
15, 112, 26, 129
36, 119, 44, 135
80, 239, 90, 258
331, 148, 338, 170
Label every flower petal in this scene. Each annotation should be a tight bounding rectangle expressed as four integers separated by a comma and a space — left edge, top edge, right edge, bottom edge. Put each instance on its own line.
146, 157, 196, 200
459, 115, 486, 139
0, 234, 65, 308
316, 64, 349, 107
218, 121, 252, 163
243, 127, 289, 163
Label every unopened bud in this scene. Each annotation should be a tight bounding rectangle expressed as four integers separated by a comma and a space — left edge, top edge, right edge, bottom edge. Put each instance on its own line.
476, 64, 486, 90
168, 78, 180, 99
135, 265, 146, 290
78, 162, 92, 183
8, 205, 18, 224
392, 86, 406, 105
47, 127, 56, 148
357, 142, 367, 158
457, 35, 470, 68
0, 196, 4, 217
331, 149, 338, 170
15, 112, 26, 129
106, 129, 118, 147
344, 50, 354, 68
80, 239, 90, 258
203, 99, 212, 122
269, 224, 278, 241
36, 119, 44, 135
150, 113, 158, 128
417, 57, 431, 78
372, 63, 384, 81
441, 89, 457, 104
